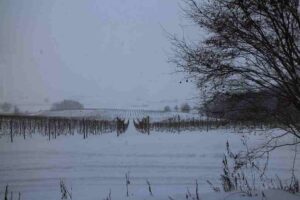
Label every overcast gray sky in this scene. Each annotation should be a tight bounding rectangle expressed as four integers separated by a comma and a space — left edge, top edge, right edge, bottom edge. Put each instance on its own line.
0, 0, 198, 110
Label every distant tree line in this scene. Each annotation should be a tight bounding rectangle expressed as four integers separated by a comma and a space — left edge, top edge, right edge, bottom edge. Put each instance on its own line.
51, 100, 84, 111
202, 90, 300, 122
163, 103, 191, 113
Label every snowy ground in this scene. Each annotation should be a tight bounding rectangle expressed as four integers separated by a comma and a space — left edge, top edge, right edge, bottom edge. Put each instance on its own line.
0, 121, 299, 200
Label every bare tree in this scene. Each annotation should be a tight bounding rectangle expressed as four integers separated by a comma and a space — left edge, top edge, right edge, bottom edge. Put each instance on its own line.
13, 106, 20, 114
1, 102, 12, 112
174, 105, 179, 112
181, 103, 191, 113
164, 105, 171, 112
170, 0, 300, 138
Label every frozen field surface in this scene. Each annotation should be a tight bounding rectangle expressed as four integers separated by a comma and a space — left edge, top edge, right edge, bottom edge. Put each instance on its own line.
0, 123, 299, 200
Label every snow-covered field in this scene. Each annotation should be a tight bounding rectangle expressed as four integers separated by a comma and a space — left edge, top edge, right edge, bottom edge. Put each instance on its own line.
37, 109, 203, 121
0, 121, 299, 200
